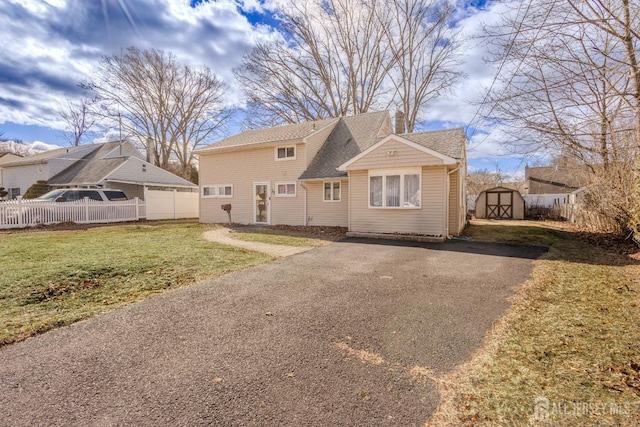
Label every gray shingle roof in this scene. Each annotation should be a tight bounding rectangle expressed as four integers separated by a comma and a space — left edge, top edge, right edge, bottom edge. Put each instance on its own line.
399, 128, 466, 160
0, 145, 97, 167
299, 111, 391, 179
49, 158, 127, 185
524, 166, 584, 190
48, 142, 123, 185
197, 117, 339, 152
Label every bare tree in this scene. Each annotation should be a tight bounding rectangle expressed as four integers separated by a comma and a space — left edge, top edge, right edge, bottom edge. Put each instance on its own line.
381, 0, 462, 133
482, 0, 640, 241
59, 95, 98, 146
235, 0, 394, 127
84, 47, 230, 179
466, 169, 506, 196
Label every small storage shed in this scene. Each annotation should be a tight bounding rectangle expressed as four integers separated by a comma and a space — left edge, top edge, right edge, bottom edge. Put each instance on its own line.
475, 186, 525, 219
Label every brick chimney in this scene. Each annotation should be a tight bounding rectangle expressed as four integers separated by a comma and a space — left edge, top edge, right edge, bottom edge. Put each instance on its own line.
395, 110, 405, 134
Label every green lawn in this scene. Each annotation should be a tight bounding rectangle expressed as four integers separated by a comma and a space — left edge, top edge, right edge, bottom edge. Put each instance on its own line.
0, 223, 272, 346
430, 220, 640, 426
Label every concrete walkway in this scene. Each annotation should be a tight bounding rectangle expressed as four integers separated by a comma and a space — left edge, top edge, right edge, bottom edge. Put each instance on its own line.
202, 227, 314, 257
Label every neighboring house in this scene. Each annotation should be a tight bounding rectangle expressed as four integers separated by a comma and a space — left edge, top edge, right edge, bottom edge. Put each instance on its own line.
524, 165, 585, 194
0, 152, 22, 165
197, 111, 467, 239
0, 141, 196, 200
0, 152, 23, 191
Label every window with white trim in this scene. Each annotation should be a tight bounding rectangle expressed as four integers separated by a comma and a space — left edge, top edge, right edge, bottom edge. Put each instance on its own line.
202, 184, 233, 198
276, 182, 296, 197
275, 146, 296, 161
369, 169, 421, 208
323, 181, 341, 201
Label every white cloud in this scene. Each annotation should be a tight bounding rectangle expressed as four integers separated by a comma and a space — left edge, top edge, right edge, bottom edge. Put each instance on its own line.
0, 0, 273, 132
0, 139, 59, 155
29, 140, 60, 152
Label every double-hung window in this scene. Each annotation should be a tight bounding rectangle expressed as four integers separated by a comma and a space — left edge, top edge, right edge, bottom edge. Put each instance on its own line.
202, 184, 233, 198
276, 182, 296, 197
323, 181, 341, 201
369, 168, 421, 209
275, 146, 296, 161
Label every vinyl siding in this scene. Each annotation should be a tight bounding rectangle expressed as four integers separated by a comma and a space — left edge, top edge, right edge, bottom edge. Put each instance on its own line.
199, 145, 306, 225
349, 167, 447, 236
105, 158, 195, 187
304, 121, 339, 168
347, 139, 445, 171
1, 164, 48, 197
305, 180, 348, 227
448, 169, 459, 235
107, 182, 145, 200
103, 143, 145, 160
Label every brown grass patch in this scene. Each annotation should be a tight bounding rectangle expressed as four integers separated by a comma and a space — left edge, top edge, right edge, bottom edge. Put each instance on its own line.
335, 342, 385, 365
426, 220, 640, 426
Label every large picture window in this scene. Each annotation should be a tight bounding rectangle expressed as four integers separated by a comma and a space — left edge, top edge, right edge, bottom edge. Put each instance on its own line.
369, 169, 421, 209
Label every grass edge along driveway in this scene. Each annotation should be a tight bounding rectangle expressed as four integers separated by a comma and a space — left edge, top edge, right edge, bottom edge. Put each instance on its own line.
0, 223, 273, 346
427, 220, 640, 426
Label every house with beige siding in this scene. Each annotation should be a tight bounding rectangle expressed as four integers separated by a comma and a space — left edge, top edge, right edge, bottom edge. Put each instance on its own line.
196, 111, 467, 240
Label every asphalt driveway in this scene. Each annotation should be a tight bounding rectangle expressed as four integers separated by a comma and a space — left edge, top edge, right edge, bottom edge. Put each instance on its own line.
0, 239, 546, 426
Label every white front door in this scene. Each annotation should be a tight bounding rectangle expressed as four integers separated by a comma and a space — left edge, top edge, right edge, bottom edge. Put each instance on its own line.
253, 182, 270, 224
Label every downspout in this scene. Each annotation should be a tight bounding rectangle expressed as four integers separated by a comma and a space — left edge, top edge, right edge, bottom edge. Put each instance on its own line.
446, 167, 460, 238
300, 181, 308, 226
347, 174, 351, 231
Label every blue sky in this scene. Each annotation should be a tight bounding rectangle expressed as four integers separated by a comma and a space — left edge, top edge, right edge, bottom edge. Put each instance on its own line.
0, 0, 528, 179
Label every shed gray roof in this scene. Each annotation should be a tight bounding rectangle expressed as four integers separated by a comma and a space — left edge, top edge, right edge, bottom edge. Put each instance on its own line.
197, 117, 339, 152
299, 111, 391, 179
399, 128, 466, 160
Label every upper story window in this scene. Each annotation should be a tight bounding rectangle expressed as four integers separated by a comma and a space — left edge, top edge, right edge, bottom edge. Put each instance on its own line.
203, 184, 233, 198
275, 146, 296, 161
369, 168, 421, 209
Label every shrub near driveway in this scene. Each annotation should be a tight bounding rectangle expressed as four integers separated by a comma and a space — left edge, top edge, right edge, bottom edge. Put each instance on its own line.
429, 220, 640, 426
0, 224, 271, 346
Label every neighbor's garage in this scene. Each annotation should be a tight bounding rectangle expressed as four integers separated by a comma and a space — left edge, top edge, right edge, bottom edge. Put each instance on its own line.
475, 186, 525, 219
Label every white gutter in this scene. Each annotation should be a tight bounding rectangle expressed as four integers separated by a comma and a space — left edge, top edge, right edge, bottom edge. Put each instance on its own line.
446, 166, 461, 238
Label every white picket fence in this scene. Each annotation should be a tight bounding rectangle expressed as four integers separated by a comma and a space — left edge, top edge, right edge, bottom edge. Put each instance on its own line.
0, 196, 146, 229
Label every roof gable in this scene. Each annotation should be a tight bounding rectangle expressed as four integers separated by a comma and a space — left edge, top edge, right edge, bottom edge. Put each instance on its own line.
104, 157, 197, 188
338, 132, 460, 171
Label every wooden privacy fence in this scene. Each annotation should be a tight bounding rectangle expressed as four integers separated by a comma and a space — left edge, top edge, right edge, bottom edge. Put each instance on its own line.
559, 203, 621, 233
0, 197, 146, 229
